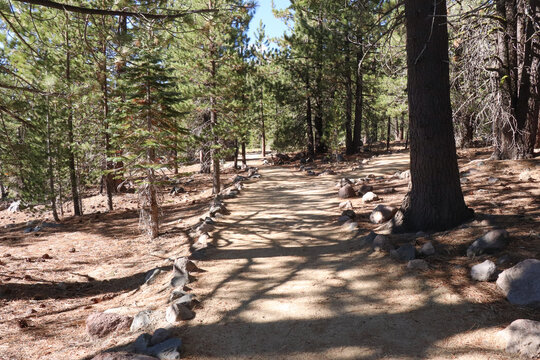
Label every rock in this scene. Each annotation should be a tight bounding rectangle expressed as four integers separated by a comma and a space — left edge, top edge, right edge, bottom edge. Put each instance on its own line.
86, 312, 132, 338
338, 185, 356, 199
247, 168, 258, 177
196, 223, 214, 234
336, 153, 345, 162
487, 176, 499, 184
134, 333, 152, 353
496, 254, 511, 265
233, 175, 247, 183
498, 319, 540, 358
337, 215, 351, 223
338, 200, 353, 210
341, 210, 356, 220
362, 192, 378, 203
391, 244, 416, 261
235, 182, 243, 191
381, 187, 395, 194
372, 235, 393, 252
363, 231, 378, 245
362, 159, 370, 164
407, 259, 429, 271
470, 260, 496, 282
92, 352, 158, 360
358, 184, 373, 195
341, 220, 358, 232
369, 205, 397, 224
170, 257, 189, 289
146, 337, 183, 360
398, 170, 410, 179
169, 289, 189, 303
496, 259, 540, 306
130, 310, 153, 332
150, 328, 172, 346
420, 241, 435, 256
166, 303, 195, 323
8, 200, 20, 213
467, 229, 509, 257
340, 178, 352, 187
144, 269, 162, 285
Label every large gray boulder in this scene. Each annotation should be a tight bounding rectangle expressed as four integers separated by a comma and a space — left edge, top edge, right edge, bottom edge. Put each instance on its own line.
338, 184, 356, 199
362, 192, 378, 203
170, 257, 189, 289
498, 319, 540, 358
86, 312, 132, 338
369, 205, 397, 224
470, 260, 496, 282
467, 229, 509, 257
130, 310, 154, 332
496, 259, 540, 307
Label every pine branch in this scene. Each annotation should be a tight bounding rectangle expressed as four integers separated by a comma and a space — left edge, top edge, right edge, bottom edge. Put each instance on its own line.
11, 0, 218, 20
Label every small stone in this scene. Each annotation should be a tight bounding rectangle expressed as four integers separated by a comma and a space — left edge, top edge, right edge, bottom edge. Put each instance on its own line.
86, 312, 132, 338
420, 241, 435, 256
41, 253, 52, 260
69, 247, 76, 253
147, 337, 182, 360
341, 220, 358, 232
470, 260, 496, 282
144, 269, 162, 285
496, 259, 540, 306
338, 185, 356, 199
338, 201, 353, 210
362, 192, 378, 203
407, 259, 429, 271
467, 229, 509, 257
391, 244, 416, 261
341, 210, 356, 220
369, 205, 397, 224
134, 333, 152, 353
166, 303, 194, 323
358, 184, 373, 195
196, 223, 214, 234
130, 310, 153, 332
381, 187, 395, 194
150, 328, 172, 346
498, 319, 540, 358
91, 352, 158, 360
398, 170, 410, 179
487, 176, 499, 184
372, 235, 393, 252
170, 257, 189, 289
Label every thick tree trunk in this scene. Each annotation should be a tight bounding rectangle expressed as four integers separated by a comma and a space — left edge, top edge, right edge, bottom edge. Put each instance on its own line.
386, 117, 391, 151
352, 48, 363, 151
241, 142, 247, 167
395, 0, 473, 232
260, 89, 266, 157
492, 0, 539, 159
145, 75, 158, 239
305, 75, 315, 157
65, 21, 81, 217
100, 36, 114, 211
345, 34, 354, 155
46, 96, 59, 222
233, 140, 239, 170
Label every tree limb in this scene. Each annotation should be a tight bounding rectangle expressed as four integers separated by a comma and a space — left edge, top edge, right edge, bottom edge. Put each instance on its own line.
12, 0, 218, 19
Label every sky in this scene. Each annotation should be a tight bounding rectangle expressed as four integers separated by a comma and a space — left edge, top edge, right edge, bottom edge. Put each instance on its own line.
248, 0, 291, 46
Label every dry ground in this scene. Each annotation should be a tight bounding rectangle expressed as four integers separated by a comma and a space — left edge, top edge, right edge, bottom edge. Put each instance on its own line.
0, 147, 538, 360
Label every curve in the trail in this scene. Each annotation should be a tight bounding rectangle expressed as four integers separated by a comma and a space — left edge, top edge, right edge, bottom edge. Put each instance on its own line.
181, 154, 510, 360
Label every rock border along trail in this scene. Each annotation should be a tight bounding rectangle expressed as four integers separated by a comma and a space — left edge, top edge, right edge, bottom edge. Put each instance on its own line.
180, 155, 519, 360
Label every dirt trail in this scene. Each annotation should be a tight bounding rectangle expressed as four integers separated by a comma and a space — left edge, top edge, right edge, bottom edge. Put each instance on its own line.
182, 154, 511, 360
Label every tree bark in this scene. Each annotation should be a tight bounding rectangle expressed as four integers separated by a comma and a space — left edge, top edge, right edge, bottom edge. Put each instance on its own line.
65, 18, 81, 216
395, 0, 473, 232
100, 29, 113, 211
492, 0, 539, 159
352, 47, 363, 151
241, 142, 247, 167
386, 117, 391, 151
46, 96, 59, 222
260, 89, 266, 157
345, 32, 353, 155
233, 139, 239, 170
145, 70, 158, 239
305, 75, 315, 157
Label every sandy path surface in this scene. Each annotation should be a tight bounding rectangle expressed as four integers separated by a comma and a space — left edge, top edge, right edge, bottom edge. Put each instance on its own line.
182, 154, 512, 360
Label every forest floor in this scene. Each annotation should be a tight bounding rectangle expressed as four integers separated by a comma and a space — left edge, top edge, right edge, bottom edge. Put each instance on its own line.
0, 146, 539, 359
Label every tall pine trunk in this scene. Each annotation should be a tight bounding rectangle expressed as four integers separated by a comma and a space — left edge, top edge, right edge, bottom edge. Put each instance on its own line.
305, 74, 315, 157
352, 48, 363, 151
345, 32, 353, 155
394, 0, 472, 232
100, 30, 113, 211
46, 96, 59, 222
260, 89, 266, 157
65, 17, 81, 217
